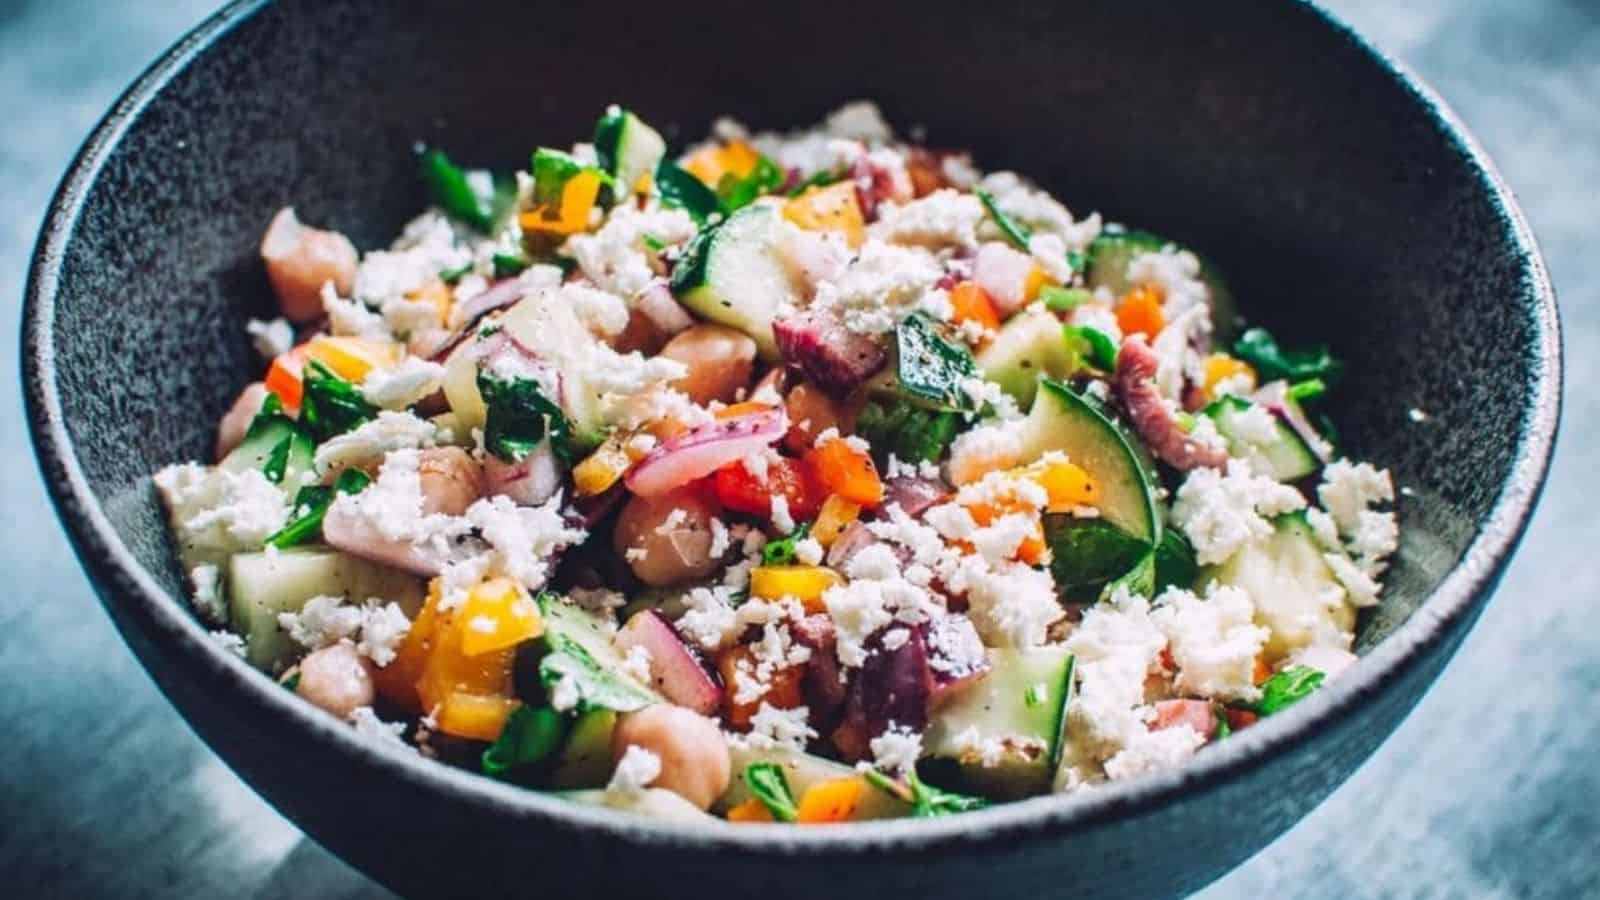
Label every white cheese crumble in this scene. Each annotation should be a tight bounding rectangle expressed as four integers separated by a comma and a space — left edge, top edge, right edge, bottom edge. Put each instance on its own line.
1170, 460, 1307, 565
810, 239, 945, 335
745, 703, 817, 751
868, 189, 985, 250
360, 357, 448, 410
189, 563, 226, 625
770, 494, 795, 533
1150, 584, 1269, 702
153, 463, 290, 561
562, 205, 696, 300
1228, 403, 1281, 447
209, 629, 247, 658
1126, 245, 1210, 319
245, 317, 294, 361
607, 745, 662, 796
349, 706, 410, 748
313, 410, 437, 473
1056, 588, 1167, 789
869, 725, 924, 774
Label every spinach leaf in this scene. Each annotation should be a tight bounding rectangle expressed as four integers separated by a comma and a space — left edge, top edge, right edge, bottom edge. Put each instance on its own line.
895, 313, 981, 412
716, 156, 784, 214
855, 399, 962, 466
1212, 705, 1232, 740
418, 147, 509, 233
266, 468, 371, 549
744, 762, 800, 822
1044, 516, 1151, 593
481, 705, 570, 779
1152, 527, 1198, 593
492, 251, 530, 278
538, 633, 655, 713
1252, 665, 1325, 716
1066, 325, 1119, 372
439, 262, 473, 285
761, 522, 812, 566
476, 368, 573, 465
1232, 327, 1344, 386
654, 160, 722, 225
1287, 378, 1327, 403
300, 360, 377, 443
976, 188, 1032, 251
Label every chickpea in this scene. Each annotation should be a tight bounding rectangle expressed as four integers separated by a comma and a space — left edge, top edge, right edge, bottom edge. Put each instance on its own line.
295, 643, 375, 720
215, 382, 269, 461
610, 306, 671, 356
416, 446, 484, 516
783, 381, 861, 453
658, 324, 757, 406
613, 487, 721, 587
260, 207, 358, 323
611, 704, 731, 811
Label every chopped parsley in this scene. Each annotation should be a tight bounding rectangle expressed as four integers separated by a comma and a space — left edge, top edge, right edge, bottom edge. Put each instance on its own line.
439, 262, 473, 284
481, 705, 570, 779
744, 762, 800, 822
786, 167, 846, 197
863, 767, 987, 818
640, 233, 666, 251
266, 468, 371, 549
762, 522, 812, 566
492, 251, 530, 278
1232, 327, 1344, 386
976, 188, 1032, 251
894, 313, 981, 412
476, 367, 574, 465
418, 147, 512, 233
1251, 665, 1326, 716
715, 156, 784, 214
299, 360, 377, 443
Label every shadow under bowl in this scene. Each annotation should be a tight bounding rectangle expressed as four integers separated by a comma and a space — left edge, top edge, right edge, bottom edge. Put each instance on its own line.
23, 1, 1560, 898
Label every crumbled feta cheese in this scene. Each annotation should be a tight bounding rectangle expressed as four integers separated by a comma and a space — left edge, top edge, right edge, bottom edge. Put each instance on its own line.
349, 706, 411, 748
1027, 232, 1075, 283
869, 725, 923, 774
677, 586, 740, 651
607, 745, 661, 796
770, 494, 795, 534
465, 493, 586, 593
746, 703, 818, 751
1317, 460, 1395, 535
279, 595, 363, 650
940, 153, 982, 189
1103, 724, 1205, 781
810, 240, 945, 334
355, 601, 413, 667
321, 282, 389, 338
1059, 589, 1167, 776
1126, 245, 1209, 319
189, 563, 226, 625
1408, 407, 1429, 423
880, 627, 911, 651
825, 100, 894, 142
1228, 403, 1281, 447
313, 411, 437, 473
209, 629, 247, 658
1323, 552, 1382, 607
953, 557, 1061, 647
1171, 460, 1307, 565
868, 189, 985, 250
245, 317, 294, 361
976, 171, 1100, 249
153, 463, 290, 561
360, 357, 448, 410
1150, 584, 1269, 702
794, 537, 825, 566
708, 517, 731, 558
621, 644, 654, 685
354, 211, 470, 307
561, 205, 696, 300
559, 282, 632, 339
1069, 302, 1123, 344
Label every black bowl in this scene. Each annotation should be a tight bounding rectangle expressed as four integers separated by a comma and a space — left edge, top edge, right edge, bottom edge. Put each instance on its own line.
23, 1, 1560, 897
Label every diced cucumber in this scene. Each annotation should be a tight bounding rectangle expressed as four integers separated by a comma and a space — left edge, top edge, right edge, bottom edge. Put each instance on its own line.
1153, 527, 1199, 593
594, 107, 666, 199
1015, 379, 1161, 545
220, 413, 314, 489
545, 708, 619, 789
495, 292, 608, 442
227, 548, 426, 671
1084, 227, 1239, 341
1202, 395, 1318, 482
923, 648, 1074, 799
1043, 516, 1150, 595
1201, 512, 1353, 661
561, 787, 717, 823
975, 306, 1081, 408
671, 205, 801, 360
530, 596, 660, 712
718, 745, 911, 820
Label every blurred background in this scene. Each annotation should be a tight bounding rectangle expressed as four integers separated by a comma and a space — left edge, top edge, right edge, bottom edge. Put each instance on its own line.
1, 0, 1594, 897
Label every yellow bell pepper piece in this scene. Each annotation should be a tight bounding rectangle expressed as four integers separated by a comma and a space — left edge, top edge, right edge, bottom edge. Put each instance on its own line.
749, 565, 843, 613
782, 181, 866, 249
796, 777, 866, 824
520, 170, 603, 236
726, 798, 775, 823
1021, 263, 1050, 304
436, 692, 520, 742
1201, 353, 1257, 401
573, 438, 633, 497
682, 140, 761, 187
306, 335, 401, 383
811, 494, 861, 549
457, 577, 544, 657
1019, 459, 1100, 512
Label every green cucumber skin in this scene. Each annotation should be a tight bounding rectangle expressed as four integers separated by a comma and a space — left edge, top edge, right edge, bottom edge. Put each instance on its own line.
544, 708, 619, 789
671, 206, 794, 360
1202, 395, 1318, 482
924, 647, 1075, 800
1044, 515, 1151, 593
220, 418, 314, 487
1023, 379, 1161, 546
975, 307, 1081, 409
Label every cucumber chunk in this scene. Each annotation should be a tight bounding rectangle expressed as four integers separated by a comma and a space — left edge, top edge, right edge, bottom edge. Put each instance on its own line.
227, 548, 426, 671
545, 708, 619, 789
561, 788, 716, 823
924, 648, 1075, 799
594, 107, 666, 199
718, 745, 911, 820
529, 596, 660, 713
1043, 516, 1150, 595
1085, 227, 1239, 341
1015, 379, 1161, 545
1202, 395, 1318, 482
671, 205, 801, 360
1201, 512, 1353, 661
220, 414, 314, 489
975, 307, 1081, 408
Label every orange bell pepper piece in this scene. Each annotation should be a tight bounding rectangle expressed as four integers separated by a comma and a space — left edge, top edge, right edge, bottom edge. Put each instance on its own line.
1116, 284, 1165, 339
373, 580, 444, 713
682, 140, 761, 187
456, 577, 544, 657
810, 494, 862, 549
796, 777, 866, 823
306, 334, 401, 383
1021, 459, 1099, 512
726, 798, 776, 823
749, 565, 844, 614
1201, 353, 1258, 401
264, 343, 313, 412
948, 281, 1001, 333
805, 438, 884, 507
717, 645, 805, 731
782, 181, 865, 249
520, 170, 603, 236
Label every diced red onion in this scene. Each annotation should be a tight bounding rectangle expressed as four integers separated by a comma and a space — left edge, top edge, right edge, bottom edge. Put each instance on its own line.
614, 609, 722, 715
624, 406, 788, 498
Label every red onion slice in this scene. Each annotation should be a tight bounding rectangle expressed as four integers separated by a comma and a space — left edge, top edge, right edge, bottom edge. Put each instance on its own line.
614, 609, 722, 715
624, 407, 788, 498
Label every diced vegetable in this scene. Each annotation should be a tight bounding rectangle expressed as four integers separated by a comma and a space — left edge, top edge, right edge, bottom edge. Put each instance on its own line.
672, 206, 803, 361
717, 644, 804, 730
1232, 327, 1344, 386
1201, 395, 1319, 482
220, 392, 314, 487
715, 155, 784, 214
306, 335, 401, 383
854, 398, 962, 466
1251, 665, 1326, 715
456, 577, 545, 657
749, 565, 843, 613
476, 364, 574, 464
973, 242, 1046, 315
299, 360, 378, 443
889, 312, 982, 412
265, 467, 371, 549
482, 705, 569, 779
653, 160, 722, 225
545, 708, 619, 789
1019, 458, 1098, 511
710, 454, 823, 522
613, 609, 722, 715
534, 596, 659, 713
796, 777, 867, 824
744, 762, 800, 822
1043, 516, 1149, 595
572, 437, 633, 497
522, 148, 607, 236
264, 344, 313, 410
773, 309, 888, 395
418, 147, 513, 233
975, 306, 1080, 408
593, 106, 667, 199
719, 746, 911, 819
948, 280, 1001, 333
682, 140, 762, 188
924, 647, 1074, 799
1201, 353, 1257, 401
761, 522, 811, 566
783, 181, 865, 248
627, 406, 788, 499
1115, 284, 1165, 339
811, 495, 861, 548
805, 438, 884, 507
1202, 513, 1353, 661
1153, 527, 1199, 593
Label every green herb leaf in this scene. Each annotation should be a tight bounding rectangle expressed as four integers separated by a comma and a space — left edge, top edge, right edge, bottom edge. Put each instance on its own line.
1066, 249, 1087, 274
744, 762, 800, 822
1212, 705, 1232, 740
1040, 285, 1091, 312
1099, 550, 1156, 602
1152, 527, 1198, 593
640, 233, 666, 252
1024, 683, 1048, 707
266, 468, 371, 549
654, 160, 722, 225
482, 705, 570, 778
906, 769, 986, 817
1232, 327, 1344, 386
1043, 517, 1151, 593
492, 251, 530, 278
716, 156, 784, 214
855, 399, 962, 465
761, 523, 812, 566
786, 167, 845, 197
1065, 325, 1119, 372
894, 312, 981, 412
439, 262, 473, 285
476, 368, 572, 465
1287, 378, 1327, 403
300, 360, 378, 443
539, 633, 656, 713
976, 188, 1032, 251
1252, 665, 1326, 716
418, 147, 509, 233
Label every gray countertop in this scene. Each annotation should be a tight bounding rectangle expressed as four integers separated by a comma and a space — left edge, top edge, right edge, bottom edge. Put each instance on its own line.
2, 1, 1594, 897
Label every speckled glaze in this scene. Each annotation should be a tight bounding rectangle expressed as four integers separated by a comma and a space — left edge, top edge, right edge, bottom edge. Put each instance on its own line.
22, 1, 1560, 898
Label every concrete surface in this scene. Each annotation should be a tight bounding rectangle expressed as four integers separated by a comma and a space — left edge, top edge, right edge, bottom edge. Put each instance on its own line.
0, 1, 1593, 897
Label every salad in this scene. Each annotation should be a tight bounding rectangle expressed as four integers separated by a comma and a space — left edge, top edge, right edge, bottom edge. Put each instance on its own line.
155, 101, 1398, 823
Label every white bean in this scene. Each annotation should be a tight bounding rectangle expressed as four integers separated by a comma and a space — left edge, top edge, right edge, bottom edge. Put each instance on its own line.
295, 643, 375, 720
215, 382, 268, 461
260, 207, 358, 323
611, 705, 731, 811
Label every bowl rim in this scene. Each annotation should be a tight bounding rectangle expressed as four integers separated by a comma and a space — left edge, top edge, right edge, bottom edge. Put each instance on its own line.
22, 0, 1562, 858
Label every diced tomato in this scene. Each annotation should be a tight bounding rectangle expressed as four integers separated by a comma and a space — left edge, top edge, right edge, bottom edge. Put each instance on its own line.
804, 439, 884, 507
1152, 699, 1217, 738
948, 280, 1001, 333
1117, 283, 1166, 339
264, 343, 313, 411
712, 456, 824, 522
1224, 708, 1260, 732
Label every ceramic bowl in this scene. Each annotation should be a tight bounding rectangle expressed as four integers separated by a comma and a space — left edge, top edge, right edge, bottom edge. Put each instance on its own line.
23, 1, 1560, 897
